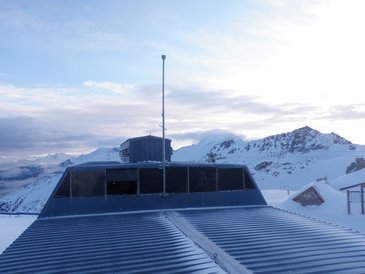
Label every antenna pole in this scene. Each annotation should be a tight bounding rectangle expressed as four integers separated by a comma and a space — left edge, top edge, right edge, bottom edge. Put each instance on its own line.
161, 55, 166, 196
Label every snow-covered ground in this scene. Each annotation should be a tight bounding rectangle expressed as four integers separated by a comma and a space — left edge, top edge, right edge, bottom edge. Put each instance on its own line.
263, 183, 365, 235
2, 182, 364, 255
0, 214, 36, 254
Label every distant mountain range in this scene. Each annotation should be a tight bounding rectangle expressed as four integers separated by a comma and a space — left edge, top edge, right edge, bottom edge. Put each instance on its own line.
1, 126, 364, 213
173, 126, 365, 189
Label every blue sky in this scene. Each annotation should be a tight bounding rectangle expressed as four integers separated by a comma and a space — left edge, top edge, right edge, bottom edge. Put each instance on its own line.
1, 0, 365, 160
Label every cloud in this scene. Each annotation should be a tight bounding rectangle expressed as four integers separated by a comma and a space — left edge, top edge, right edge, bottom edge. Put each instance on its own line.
167, 86, 286, 116
83, 80, 137, 95
83, 81, 126, 93
2, 81, 353, 158
0, 82, 165, 157
169, 129, 247, 145
329, 105, 365, 120
2, 0, 365, 153
0, 117, 93, 152
0, 116, 127, 158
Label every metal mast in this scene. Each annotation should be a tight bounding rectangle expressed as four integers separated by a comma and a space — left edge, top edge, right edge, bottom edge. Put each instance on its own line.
161, 55, 166, 196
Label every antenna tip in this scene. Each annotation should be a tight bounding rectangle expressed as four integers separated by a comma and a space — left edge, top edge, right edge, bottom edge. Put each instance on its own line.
161, 55, 166, 60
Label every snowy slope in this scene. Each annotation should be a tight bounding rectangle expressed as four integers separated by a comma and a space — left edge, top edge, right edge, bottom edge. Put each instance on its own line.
0, 214, 36, 254
0, 147, 121, 213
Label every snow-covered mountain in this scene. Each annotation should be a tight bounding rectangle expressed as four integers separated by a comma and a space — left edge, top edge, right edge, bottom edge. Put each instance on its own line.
1, 126, 364, 213
0, 148, 121, 213
173, 126, 365, 190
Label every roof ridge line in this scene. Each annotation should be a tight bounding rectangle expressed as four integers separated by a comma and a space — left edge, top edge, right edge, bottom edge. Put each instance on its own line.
165, 211, 252, 274
38, 205, 269, 221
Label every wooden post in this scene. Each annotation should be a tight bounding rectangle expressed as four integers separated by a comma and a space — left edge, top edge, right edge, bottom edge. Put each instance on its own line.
347, 190, 351, 215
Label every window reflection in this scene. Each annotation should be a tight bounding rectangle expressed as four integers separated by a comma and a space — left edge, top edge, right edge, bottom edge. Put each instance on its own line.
71, 169, 105, 197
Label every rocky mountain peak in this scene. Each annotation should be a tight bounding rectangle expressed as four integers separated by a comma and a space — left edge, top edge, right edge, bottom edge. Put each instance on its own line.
330, 132, 352, 145
288, 126, 322, 153
291, 126, 319, 138
248, 126, 352, 155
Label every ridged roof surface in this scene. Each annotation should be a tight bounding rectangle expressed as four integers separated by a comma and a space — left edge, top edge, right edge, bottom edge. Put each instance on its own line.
2, 206, 365, 273
0, 212, 226, 274
177, 207, 365, 274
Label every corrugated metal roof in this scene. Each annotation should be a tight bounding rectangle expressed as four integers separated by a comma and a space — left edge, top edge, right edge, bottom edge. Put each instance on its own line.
177, 207, 365, 274
2, 206, 365, 273
0, 212, 226, 274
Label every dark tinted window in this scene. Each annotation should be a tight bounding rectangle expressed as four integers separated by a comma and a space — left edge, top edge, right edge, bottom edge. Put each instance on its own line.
107, 181, 137, 195
244, 169, 255, 189
218, 168, 243, 191
189, 167, 217, 192
166, 167, 188, 193
139, 168, 162, 194
54, 172, 70, 198
71, 169, 105, 197
106, 168, 138, 195
106, 168, 138, 182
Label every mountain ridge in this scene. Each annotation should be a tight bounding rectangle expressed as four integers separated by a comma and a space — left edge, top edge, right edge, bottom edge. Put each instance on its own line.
173, 126, 356, 163
1, 126, 364, 213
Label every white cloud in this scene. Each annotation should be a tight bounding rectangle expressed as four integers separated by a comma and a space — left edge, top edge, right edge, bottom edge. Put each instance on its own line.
83, 81, 134, 94
1, 0, 365, 158
161, 0, 365, 107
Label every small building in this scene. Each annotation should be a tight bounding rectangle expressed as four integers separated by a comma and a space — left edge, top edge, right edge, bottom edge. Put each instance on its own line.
292, 185, 325, 206
120, 135, 173, 163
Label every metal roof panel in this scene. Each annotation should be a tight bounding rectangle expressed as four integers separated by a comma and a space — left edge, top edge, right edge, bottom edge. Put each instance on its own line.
177, 207, 365, 273
0, 212, 226, 274
2, 206, 365, 273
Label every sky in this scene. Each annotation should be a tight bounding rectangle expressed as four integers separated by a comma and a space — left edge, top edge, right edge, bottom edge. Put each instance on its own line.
1, 0, 365, 160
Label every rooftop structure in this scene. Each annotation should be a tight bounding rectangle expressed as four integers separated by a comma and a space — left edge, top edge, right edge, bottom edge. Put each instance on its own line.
40, 162, 265, 218
119, 135, 173, 163
2, 162, 365, 273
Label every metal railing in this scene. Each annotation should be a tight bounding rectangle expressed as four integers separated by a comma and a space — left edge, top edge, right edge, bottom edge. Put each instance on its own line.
344, 183, 365, 214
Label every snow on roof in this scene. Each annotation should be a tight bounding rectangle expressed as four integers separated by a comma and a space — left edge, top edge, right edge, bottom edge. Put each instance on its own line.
292, 185, 325, 206
331, 168, 365, 190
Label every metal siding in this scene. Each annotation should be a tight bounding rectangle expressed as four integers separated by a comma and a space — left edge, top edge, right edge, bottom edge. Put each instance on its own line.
127, 136, 172, 163
129, 138, 159, 162
40, 191, 267, 218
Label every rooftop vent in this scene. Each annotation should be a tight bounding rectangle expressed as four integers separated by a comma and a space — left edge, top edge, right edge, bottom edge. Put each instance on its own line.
120, 135, 173, 163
